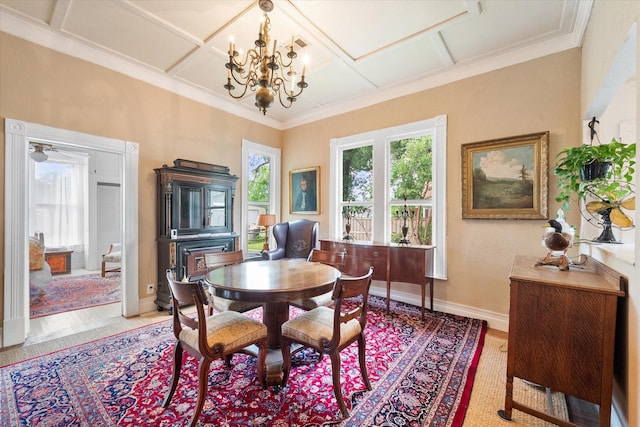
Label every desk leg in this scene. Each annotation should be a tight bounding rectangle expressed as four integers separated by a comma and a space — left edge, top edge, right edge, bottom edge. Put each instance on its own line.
420, 280, 425, 321
428, 276, 434, 311
386, 279, 391, 314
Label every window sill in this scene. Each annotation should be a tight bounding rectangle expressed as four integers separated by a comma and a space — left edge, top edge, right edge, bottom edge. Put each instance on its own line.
580, 243, 635, 276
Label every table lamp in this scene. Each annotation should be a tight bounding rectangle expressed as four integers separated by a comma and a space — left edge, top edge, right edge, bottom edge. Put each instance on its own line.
257, 214, 276, 252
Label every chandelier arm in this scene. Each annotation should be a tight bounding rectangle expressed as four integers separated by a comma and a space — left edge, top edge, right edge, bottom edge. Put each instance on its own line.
226, 81, 253, 100
222, 0, 307, 115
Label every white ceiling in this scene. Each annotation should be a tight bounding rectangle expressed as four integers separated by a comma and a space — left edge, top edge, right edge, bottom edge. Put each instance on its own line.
0, 0, 593, 129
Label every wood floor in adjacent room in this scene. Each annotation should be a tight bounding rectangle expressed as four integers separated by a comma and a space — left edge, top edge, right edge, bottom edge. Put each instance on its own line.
26, 267, 124, 345
26, 302, 123, 345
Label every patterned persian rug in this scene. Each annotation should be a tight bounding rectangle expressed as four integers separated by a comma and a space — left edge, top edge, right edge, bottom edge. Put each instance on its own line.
2, 296, 486, 426
29, 272, 121, 318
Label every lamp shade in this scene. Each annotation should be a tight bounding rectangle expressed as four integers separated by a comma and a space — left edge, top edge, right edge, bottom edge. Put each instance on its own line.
257, 214, 276, 227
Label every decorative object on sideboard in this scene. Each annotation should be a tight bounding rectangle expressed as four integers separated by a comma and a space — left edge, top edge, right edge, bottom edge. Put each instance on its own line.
535, 210, 575, 271
554, 117, 636, 243
224, 0, 309, 115
395, 192, 413, 245
342, 202, 354, 241
257, 214, 276, 252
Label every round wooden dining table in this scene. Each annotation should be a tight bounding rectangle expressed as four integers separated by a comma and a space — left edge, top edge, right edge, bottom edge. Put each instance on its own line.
205, 258, 341, 385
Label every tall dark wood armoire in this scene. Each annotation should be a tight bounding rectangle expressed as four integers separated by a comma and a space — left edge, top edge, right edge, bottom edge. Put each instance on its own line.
154, 159, 238, 312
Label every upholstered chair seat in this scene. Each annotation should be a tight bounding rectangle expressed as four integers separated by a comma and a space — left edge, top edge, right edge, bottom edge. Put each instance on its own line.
163, 270, 267, 427
281, 266, 374, 418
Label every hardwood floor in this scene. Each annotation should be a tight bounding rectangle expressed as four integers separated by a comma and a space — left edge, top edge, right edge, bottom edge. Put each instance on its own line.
26, 303, 123, 345
25, 268, 123, 346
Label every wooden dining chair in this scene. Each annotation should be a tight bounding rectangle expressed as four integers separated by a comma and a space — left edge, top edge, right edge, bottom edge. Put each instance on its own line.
290, 248, 347, 311
163, 270, 268, 427
204, 250, 261, 314
280, 266, 374, 418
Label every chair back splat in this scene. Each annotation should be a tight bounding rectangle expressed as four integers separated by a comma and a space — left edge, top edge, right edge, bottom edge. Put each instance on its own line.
290, 248, 347, 311
281, 266, 374, 418
204, 250, 261, 314
163, 269, 268, 427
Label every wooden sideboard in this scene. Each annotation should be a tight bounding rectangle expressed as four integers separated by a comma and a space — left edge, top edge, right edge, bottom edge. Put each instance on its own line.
320, 240, 435, 320
498, 255, 625, 427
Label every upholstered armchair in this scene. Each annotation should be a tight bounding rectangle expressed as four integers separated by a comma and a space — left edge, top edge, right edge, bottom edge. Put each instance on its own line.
261, 219, 318, 260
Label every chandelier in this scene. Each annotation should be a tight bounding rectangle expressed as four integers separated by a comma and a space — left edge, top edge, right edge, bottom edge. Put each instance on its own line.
224, 0, 308, 115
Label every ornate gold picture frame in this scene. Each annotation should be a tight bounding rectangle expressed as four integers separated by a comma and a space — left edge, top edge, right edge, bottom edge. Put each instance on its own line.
290, 166, 320, 214
461, 132, 548, 219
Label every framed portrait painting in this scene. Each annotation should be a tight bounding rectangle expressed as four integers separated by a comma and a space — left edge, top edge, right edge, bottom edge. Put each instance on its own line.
290, 167, 320, 214
461, 132, 548, 219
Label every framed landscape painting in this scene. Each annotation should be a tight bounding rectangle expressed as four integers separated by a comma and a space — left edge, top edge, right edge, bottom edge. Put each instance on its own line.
461, 132, 548, 219
290, 166, 320, 214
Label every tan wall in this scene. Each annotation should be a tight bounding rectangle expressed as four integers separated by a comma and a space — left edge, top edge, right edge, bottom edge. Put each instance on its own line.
283, 49, 582, 315
581, 2, 640, 425
0, 32, 282, 323
2, 32, 581, 320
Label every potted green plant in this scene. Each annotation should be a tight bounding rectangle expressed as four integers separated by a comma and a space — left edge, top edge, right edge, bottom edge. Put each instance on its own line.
554, 138, 636, 210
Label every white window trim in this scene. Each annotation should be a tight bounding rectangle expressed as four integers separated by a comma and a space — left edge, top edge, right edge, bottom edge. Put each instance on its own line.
241, 140, 281, 256
329, 115, 447, 279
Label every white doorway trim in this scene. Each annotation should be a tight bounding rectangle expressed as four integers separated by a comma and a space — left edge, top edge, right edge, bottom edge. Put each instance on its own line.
3, 118, 139, 347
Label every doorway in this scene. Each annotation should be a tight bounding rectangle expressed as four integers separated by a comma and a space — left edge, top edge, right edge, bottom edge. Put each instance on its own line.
26, 144, 123, 343
3, 118, 139, 348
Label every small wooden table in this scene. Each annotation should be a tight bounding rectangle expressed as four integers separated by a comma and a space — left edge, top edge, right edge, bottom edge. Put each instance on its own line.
205, 259, 341, 385
498, 255, 625, 427
45, 250, 73, 275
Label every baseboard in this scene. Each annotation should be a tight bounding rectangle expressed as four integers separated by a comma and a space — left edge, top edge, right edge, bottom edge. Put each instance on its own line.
611, 384, 627, 427
137, 286, 510, 331
369, 285, 509, 331
138, 295, 158, 315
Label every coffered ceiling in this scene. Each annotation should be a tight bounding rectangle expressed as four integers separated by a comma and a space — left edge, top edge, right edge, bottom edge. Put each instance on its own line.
0, 0, 593, 129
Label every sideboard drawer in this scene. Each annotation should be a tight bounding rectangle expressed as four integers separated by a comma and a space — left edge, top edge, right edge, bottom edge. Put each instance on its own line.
320, 239, 435, 320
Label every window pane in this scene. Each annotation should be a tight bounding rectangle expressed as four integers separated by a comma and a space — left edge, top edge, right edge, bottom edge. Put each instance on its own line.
389, 136, 432, 244
391, 203, 433, 245
342, 145, 373, 202
389, 136, 432, 199
31, 157, 87, 247
341, 204, 372, 241
247, 152, 271, 257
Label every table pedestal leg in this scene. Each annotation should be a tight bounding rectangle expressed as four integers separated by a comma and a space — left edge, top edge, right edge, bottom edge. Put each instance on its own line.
262, 301, 290, 386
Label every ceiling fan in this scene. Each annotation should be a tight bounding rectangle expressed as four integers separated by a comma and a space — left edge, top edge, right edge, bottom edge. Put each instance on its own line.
29, 142, 55, 162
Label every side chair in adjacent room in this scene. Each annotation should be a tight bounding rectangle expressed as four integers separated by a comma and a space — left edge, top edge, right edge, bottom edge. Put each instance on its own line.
163, 270, 268, 427
280, 266, 374, 418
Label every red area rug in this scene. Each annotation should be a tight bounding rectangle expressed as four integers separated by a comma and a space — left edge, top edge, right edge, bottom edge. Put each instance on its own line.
29, 272, 121, 318
3, 296, 486, 426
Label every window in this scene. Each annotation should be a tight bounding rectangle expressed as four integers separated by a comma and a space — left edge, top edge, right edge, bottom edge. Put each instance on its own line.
242, 140, 281, 258
29, 149, 89, 248
330, 115, 447, 279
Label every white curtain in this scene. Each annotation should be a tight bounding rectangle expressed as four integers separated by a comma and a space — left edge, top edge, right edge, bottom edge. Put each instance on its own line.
29, 149, 89, 248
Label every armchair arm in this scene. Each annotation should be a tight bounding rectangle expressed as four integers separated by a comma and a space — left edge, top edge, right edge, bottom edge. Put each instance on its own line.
261, 247, 285, 260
